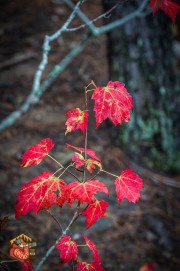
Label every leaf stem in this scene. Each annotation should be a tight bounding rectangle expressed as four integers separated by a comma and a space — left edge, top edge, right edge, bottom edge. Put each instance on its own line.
82, 86, 88, 182
100, 169, 118, 178
47, 154, 80, 182
0, 260, 18, 264
46, 209, 63, 232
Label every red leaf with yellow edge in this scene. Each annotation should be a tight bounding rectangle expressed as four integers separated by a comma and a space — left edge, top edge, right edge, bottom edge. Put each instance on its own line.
21, 260, 34, 271
81, 199, 108, 229
20, 138, 54, 167
91, 81, 133, 127
55, 235, 78, 266
115, 169, 144, 204
15, 172, 67, 218
65, 108, 88, 134
76, 262, 105, 271
66, 143, 101, 162
149, 0, 180, 23
66, 180, 109, 206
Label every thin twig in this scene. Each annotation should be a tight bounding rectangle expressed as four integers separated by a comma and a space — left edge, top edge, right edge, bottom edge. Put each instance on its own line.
65, 0, 121, 34
46, 209, 63, 232
34, 201, 81, 271
48, 154, 81, 182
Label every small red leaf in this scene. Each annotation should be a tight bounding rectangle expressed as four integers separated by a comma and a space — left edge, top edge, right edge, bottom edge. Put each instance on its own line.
66, 143, 101, 162
55, 235, 78, 266
66, 180, 109, 206
91, 81, 133, 127
21, 260, 34, 271
115, 169, 144, 203
72, 152, 86, 168
20, 138, 54, 167
65, 108, 88, 134
81, 199, 108, 229
149, 0, 180, 23
72, 153, 102, 174
86, 159, 102, 174
16, 172, 67, 218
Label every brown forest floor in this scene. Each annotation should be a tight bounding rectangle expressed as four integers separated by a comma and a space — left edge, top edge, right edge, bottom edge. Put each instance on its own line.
0, 1, 180, 271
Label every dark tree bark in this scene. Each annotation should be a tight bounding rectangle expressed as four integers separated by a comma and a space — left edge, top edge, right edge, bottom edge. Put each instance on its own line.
102, 0, 180, 173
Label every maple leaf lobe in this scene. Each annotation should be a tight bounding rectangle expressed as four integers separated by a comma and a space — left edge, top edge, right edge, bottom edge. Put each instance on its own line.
66, 180, 109, 206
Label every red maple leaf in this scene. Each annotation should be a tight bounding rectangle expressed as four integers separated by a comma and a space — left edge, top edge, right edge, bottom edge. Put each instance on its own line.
20, 138, 54, 167
149, 0, 180, 23
66, 143, 101, 162
81, 199, 108, 229
16, 172, 67, 218
66, 180, 109, 206
115, 169, 144, 204
91, 81, 133, 127
21, 260, 34, 271
76, 262, 105, 271
65, 108, 88, 134
55, 235, 78, 266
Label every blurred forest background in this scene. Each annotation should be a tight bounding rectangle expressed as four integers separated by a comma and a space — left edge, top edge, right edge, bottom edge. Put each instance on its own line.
0, 1, 180, 271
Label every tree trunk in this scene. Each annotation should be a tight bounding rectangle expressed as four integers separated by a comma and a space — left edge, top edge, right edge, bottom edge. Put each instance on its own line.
102, 0, 180, 173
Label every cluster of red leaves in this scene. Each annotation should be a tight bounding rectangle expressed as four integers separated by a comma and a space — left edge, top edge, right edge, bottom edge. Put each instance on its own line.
149, 0, 180, 23
16, 138, 143, 226
16, 80, 144, 270
56, 235, 105, 271
14, 1, 180, 269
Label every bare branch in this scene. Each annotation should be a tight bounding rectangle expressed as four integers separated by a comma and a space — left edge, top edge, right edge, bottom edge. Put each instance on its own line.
0, 0, 150, 132
65, 0, 120, 34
